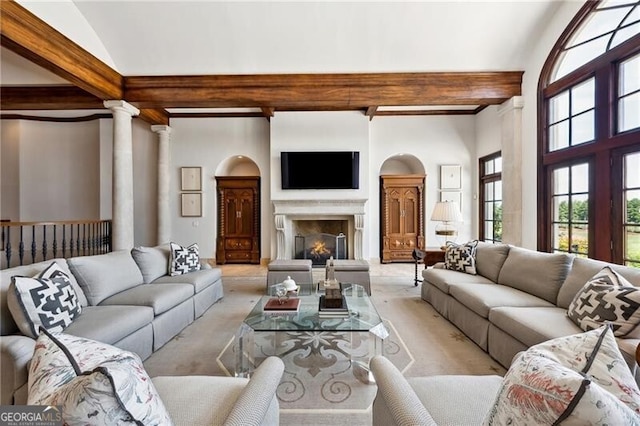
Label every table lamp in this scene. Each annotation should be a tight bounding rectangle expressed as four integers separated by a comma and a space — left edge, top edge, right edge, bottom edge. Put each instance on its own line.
430, 201, 463, 249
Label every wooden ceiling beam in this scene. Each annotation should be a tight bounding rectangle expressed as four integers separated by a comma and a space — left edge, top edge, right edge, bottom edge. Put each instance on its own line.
365, 106, 378, 121
0, 1, 168, 125
0, 86, 103, 110
375, 109, 477, 117
124, 72, 523, 109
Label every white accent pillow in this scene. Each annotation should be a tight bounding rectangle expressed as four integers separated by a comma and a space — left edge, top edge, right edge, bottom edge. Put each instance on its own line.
169, 242, 201, 276
444, 240, 478, 275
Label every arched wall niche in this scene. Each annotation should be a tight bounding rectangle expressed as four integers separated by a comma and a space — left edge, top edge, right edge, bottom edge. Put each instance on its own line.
379, 154, 425, 175
215, 155, 260, 177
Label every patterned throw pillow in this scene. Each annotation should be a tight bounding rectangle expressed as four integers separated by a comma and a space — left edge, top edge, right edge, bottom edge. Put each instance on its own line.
483, 326, 640, 425
567, 266, 640, 337
444, 240, 478, 275
29, 330, 173, 425
169, 242, 201, 276
8, 262, 81, 338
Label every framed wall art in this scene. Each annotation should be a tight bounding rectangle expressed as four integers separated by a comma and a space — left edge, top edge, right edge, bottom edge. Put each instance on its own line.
440, 165, 462, 190
181, 193, 202, 217
440, 190, 462, 209
181, 167, 202, 191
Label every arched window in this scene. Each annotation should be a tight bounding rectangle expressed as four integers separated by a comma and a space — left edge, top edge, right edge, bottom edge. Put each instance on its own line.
538, 0, 640, 267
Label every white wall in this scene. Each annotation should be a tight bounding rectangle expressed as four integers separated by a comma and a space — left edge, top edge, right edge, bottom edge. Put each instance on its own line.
370, 115, 476, 260
169, 117, 270, 259
1, 121, 21, 221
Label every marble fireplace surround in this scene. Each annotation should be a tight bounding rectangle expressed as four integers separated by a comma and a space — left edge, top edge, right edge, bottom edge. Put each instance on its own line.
273, 199, 367, 260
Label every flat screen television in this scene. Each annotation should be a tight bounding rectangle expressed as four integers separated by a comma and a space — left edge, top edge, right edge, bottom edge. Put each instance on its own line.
281, 151, 360, 189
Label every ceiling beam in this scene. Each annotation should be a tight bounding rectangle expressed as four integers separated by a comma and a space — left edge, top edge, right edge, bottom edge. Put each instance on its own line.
0, 1, 168, 125
365, 106, 378, 121
260, 107, 275, 121
124, 72, 523, 109
0, 86, 103, 110
375, 109, 477, 117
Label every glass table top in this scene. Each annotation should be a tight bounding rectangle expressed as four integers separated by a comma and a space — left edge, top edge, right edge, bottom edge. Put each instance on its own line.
243, 283, 386, 336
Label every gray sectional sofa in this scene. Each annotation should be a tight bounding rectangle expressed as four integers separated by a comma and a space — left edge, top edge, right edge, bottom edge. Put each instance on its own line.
422, 243, 640, 371
0, 244, 223, 405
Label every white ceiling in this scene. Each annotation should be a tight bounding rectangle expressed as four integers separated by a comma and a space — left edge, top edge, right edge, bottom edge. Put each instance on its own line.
9, 0, 562, 78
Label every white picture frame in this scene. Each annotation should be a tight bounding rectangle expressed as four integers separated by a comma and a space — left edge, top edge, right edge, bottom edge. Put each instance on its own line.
440, 165, 462, 190
440, 190, 462, 209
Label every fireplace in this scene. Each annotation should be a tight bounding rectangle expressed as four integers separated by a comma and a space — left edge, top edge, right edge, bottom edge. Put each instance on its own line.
272, 199, 367, 260
295, 232, 347, 265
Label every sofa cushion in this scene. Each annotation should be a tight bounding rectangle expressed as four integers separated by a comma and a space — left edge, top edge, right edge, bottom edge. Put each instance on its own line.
558, 257, 640, 309
169, 242, 201, 276
131, 244, 170, 283
489, 306, 583, 347
567, 266, 640, 337
422, 268, 495, 295
497, 247, 573, 304
483, 326, 640, 425
444, 240, 478, 275
8, 263, 82, 338
475, 242, 510, 282
449, 283, 554, 318
153, 268, 222, 293
64, 305, 154, 345
1, 259, 87, 336
99, 283, 194, 315
68, 251, 144, 305
28, 330, 172, 425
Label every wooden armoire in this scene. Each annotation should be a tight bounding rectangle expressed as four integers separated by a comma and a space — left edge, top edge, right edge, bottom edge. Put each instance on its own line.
380, 174, 425, 263
215, 176, 260, 264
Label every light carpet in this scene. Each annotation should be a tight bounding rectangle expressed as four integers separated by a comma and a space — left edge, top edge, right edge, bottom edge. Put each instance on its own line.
143, 265, 506, 425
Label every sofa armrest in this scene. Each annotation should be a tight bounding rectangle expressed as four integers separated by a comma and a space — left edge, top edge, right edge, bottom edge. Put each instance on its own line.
223, 356, 284, 426
370, 356, 436, 426
1, 335, 35, 404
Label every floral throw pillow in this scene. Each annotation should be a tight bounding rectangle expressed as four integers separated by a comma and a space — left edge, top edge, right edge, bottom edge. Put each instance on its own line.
567, 266, 640, 337
483, 326, 640, 425
8, 262, 81, 338
169, 242, 201, 276
444, 240, 478, 275
28, 329, 173, 425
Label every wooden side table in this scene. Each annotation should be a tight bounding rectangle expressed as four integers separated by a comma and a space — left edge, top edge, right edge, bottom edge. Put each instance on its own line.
423, 247, 446, 266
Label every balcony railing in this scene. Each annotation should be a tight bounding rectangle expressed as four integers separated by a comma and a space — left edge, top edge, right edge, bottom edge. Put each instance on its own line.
1, 220, 112, 269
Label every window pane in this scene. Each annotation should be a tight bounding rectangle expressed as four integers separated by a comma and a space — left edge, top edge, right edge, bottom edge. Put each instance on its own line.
554, 167, 569, 194
569, 6, 631, 46
611, 21, 640, 49
494, 181, 502, 201
485, 202, 494, 220
625, 225, 640, 265
549, 91, 570, 123
619, 92, 640, 132
485, 222, 494, 240
485, 182, 494, 199
554, 196, 569, 222
620, 53, 640, 96
549, 121, 570, 151
570, 225, 589, 254
571, 110, 595, 145
571, 194, 589, 222
626, 152, 640, 188
494, 157, 502, 173
553, 223, 569, 251
485, 160, 494, 175
555, 36, 609, 81
627, 190, 640, 224
571, 163, 589, 193
572, 78, 595, 114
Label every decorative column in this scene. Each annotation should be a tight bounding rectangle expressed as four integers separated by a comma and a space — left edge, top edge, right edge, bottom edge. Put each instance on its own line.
104, 100, 140, 251
275, 214, 286, 259
497, 96, 524, 246
354, 213, 365, 260
151, 125, 172, 245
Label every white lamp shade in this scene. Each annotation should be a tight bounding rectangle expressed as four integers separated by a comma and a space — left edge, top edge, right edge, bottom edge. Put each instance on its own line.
430, 201, 463, 222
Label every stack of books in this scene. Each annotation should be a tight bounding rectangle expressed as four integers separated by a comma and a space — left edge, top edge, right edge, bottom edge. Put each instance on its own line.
263, 297, 300, 315
318, 295, 349, 318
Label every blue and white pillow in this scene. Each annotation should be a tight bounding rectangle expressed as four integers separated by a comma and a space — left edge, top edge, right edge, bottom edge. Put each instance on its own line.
8, 262, 81, 338
169, 242, 201, 276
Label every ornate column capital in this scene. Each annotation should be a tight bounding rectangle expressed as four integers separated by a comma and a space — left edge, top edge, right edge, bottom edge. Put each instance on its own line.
151, 124, 172, 134
104, 100, 140, 117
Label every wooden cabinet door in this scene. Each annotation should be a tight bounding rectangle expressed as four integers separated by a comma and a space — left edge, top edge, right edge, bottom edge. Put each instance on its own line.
380, 175, 425, 263
216, 177, 260, 264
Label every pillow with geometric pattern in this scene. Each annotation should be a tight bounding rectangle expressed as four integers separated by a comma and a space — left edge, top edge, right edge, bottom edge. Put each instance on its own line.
7, 262, 82, 338
567, 266, 640, 337
444, 240, 478, 275
169, 242, 201, 276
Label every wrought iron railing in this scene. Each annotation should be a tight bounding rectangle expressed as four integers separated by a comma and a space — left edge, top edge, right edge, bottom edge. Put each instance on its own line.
1, 220, 112, 269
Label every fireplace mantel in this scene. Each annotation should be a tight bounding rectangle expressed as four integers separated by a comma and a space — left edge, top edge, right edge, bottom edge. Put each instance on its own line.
272, 199, 367, 260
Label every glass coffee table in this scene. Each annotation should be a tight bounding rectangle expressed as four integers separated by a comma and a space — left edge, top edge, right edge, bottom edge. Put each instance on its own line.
234, 283, 388, 382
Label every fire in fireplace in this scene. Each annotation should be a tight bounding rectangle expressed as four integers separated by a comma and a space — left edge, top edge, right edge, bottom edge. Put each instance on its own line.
295, 233, 346, 266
